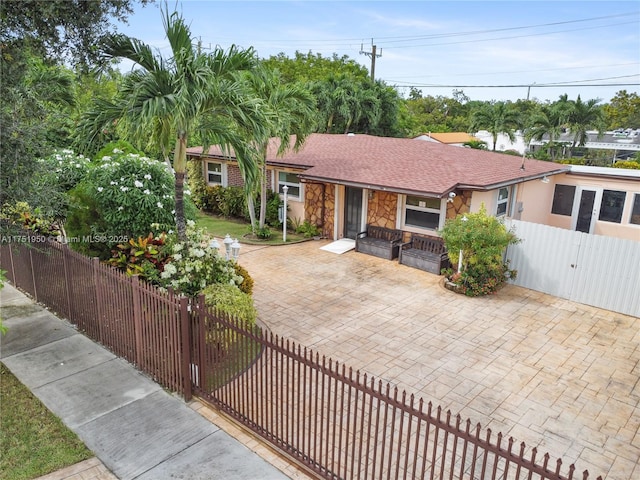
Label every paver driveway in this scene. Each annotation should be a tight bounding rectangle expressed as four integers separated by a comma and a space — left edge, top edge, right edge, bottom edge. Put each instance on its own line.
238, 240, 639, 480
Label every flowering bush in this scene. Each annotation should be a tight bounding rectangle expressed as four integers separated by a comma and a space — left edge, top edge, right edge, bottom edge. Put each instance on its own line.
158, 221, 243, 297
66, 149, 196, 257
88, 150, 177, 236
38, 149, 91, 192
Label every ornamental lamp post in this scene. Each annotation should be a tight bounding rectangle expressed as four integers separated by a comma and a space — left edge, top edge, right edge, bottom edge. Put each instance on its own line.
223, 234, 233, 261
208, 237, 220, 253
231, 238, 241, 262
282, 185, 289, 242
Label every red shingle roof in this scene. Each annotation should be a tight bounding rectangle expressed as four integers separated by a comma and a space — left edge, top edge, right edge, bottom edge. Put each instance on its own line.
187, 133, 569, 197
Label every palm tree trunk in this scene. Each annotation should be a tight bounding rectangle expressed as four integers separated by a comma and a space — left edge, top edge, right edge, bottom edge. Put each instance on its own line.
258, 145, 268, 229
326, 113, 334, 133
173, 133, 188, 241
247, 193, 257, 233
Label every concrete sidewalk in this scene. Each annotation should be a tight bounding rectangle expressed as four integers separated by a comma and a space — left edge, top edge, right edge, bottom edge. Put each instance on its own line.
0, 283, 291, 480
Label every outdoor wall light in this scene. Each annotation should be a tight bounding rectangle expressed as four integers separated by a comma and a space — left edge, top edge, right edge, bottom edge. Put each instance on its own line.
223, 234, 233, 261
541, 176, 550, 184
368, 190, 375, 200
231, 238, 241, 261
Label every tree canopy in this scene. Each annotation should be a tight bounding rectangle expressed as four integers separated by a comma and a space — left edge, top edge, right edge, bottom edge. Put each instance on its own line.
0, 0, 152, 67
262, 51, 369, 84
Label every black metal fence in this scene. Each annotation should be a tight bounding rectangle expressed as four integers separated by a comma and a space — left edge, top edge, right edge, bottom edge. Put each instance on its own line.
0, 236, 602, 480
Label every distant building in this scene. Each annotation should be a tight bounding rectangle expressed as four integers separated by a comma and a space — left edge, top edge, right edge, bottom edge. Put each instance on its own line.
413, 132, 480, 147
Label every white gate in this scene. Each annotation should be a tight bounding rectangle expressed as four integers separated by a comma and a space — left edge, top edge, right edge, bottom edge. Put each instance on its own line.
505, 219, 640, 318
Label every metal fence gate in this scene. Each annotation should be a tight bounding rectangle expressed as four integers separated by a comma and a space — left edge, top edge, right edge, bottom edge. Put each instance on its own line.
505, 220, 640, 317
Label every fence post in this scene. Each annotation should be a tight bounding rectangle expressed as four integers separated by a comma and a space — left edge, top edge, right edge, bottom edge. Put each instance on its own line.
179, 296, 192, 401
131, 276, 144, 369
61, 245, 72, 320
8, 242, 16, 284
198, 294, 207, 392
92, 257, 104, 343
29, 245, 38, 302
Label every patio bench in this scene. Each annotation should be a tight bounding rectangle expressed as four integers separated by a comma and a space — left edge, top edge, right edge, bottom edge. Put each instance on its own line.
398, 234, 450, 275
355, 225, 403, 260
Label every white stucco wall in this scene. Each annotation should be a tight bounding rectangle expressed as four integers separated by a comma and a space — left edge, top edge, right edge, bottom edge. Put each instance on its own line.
474, 130, 526, 154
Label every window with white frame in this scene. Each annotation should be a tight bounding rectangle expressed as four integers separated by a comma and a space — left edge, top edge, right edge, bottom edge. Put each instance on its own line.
206, 161, 225, 186
496, 187, 510, 216
551, 184, 576, 216
404, 195, 442, 230
599, 189, 626, 223
278, 171, 301, 199
630, 194, 640, 225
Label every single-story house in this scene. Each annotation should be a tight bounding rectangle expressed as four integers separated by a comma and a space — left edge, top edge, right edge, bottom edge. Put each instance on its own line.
187, 133, 575, 242
413, 132, 480, 147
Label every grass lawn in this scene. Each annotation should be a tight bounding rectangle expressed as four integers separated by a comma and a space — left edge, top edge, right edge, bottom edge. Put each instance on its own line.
195, 211, 308, 245
0, 363, 93, 480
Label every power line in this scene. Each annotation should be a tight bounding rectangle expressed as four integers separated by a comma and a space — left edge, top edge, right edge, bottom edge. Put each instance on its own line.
198, 11, 638, 48
387, 74, 640, 88
388, 62, 640, 80
390, 83, 639, 89
381, 20, 639, 49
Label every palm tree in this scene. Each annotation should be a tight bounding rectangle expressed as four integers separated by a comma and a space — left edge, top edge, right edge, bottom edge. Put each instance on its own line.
470, 101, 520, 151
243, 67, 316, 231
79, 8, 265, 240
310, 74, 381, 134
568, 95, 603, 153
527, 104, 569, 161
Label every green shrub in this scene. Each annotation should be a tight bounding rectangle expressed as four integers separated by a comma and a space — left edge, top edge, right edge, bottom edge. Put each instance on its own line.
295, 220, 321, 238
186, 159, 210, 210
202, 283, 257, 325
440, 205, 519, 296
231, 262, 254, 295
95, 141, 142, 161
612, 160, 640, 169
64, 184, 112, 258
255, 226, 272, 239
106, 232, 171, 283
218, 186, 246, 218
0, 202, 61, 237
264, 189, 282, 227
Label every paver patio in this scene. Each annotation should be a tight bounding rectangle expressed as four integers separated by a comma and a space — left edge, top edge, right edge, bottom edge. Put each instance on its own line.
238, 240, 639, 480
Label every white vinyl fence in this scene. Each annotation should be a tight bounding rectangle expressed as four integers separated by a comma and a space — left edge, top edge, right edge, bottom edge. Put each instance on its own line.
504, 219, 640, 318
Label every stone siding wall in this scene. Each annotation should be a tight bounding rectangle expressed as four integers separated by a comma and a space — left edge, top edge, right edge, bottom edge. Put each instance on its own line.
446, 190, 471, 218
304, 183, 334, 238
366, 190, 398, 229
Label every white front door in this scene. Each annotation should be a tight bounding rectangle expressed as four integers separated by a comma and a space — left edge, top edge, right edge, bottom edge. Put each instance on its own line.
572, 188, 600, 234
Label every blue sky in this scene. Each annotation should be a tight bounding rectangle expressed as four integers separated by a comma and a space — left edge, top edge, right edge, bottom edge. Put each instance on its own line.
114, 1, 640, 103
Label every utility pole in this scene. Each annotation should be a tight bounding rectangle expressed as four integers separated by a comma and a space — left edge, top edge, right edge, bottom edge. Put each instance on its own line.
359, 39, 382, 81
